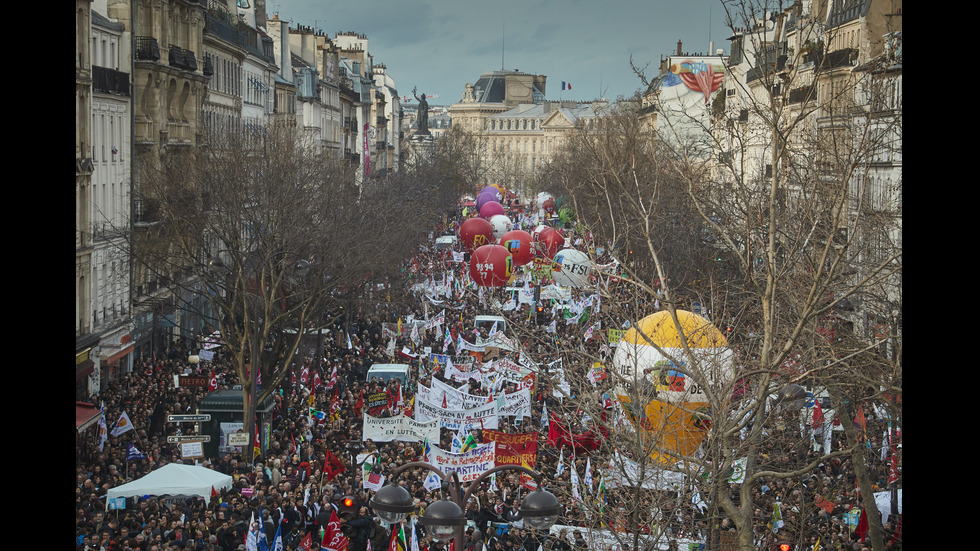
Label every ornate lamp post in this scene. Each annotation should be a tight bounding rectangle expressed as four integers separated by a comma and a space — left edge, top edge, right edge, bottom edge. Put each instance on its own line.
371, 462, 560, 547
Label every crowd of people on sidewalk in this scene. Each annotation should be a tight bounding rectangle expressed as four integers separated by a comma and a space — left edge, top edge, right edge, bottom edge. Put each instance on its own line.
76, 214, 901, 551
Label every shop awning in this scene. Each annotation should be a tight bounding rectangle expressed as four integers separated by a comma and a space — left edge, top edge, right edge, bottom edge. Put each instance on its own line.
76, 402, 103, 432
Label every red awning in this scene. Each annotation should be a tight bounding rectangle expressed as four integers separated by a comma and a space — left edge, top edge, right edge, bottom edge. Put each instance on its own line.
76, 402, 103, 432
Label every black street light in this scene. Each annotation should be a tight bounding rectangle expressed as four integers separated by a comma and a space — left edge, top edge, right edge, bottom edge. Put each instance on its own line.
371, 462, 560, 546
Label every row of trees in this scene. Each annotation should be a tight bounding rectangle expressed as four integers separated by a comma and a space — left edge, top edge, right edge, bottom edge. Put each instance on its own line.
135, 124, 477, 461
480, 4, 900, 551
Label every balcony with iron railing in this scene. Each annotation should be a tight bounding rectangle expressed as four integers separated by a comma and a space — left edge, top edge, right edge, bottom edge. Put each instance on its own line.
204, 10, 277, 64
135, 36, 161, 61
169, 45, 198, 71
92, 66, 130, 96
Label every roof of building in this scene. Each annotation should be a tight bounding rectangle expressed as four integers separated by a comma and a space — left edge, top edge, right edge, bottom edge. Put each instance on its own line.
470, 70, 546, 104
92, 10, 125, 33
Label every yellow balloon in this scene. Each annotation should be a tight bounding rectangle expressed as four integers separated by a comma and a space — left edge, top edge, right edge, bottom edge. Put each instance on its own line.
611, 310, 732, 464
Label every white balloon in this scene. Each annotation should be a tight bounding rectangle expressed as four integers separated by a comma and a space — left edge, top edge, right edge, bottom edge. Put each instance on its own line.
535, 192, 554, 208
551, 248, 593, 287
490, 215, 513, 242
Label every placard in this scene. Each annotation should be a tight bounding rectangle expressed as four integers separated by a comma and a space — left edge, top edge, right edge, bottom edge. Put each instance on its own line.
428, 442, 496, 483
180, 440, 204, 459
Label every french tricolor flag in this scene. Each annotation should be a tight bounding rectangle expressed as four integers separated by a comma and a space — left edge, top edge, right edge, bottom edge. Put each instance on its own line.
562, 81, 571, 90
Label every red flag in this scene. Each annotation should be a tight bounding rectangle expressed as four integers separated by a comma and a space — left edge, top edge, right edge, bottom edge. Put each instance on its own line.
855, 508, 869, 542
547, 414, 568, 449
298, 532, 313, 551
388, 522, 406, 551
324, 450, 345, 481
855, 405, 867, 439
355, 389, 364, 416
208, 369, 218, 392
322, 510, 349, 551
812, 400, 825, 428
253, 416, 261, 458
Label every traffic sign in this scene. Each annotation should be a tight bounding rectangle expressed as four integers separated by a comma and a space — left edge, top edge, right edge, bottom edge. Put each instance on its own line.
167, 414, 212, 422
166, 435, 211, 443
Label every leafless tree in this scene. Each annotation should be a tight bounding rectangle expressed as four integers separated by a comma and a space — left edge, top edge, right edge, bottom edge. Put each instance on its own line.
134, 124, 433, 460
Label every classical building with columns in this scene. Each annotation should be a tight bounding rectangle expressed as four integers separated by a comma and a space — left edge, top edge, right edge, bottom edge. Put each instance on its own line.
449, 70, 609, 191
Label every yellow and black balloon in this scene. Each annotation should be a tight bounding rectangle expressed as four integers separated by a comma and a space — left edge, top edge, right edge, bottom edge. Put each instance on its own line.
610, 310, 733, 464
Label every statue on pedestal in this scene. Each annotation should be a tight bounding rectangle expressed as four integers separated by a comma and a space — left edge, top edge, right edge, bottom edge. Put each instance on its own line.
413, 86, 430, 135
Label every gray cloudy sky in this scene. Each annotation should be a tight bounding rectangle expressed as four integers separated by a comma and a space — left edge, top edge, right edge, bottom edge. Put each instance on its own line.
271, 0, 734, 105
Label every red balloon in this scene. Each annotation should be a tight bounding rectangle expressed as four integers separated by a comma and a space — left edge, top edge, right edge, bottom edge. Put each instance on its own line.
534, 227, 565, 259
480, 201, 505, 219
543, 198, 556, 214
470, 245, 513, 287
459, 218, 494, 252
499, 230, 534, 267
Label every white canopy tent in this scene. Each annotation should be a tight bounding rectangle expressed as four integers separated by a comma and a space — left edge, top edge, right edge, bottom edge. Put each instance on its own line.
105, 463, 233, 508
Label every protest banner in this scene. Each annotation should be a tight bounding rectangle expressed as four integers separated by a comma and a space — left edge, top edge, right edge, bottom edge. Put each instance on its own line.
366, 392, 390, 416
427, 442, 496, 483
497, 388, 533, 418
415, 395, 499, 430
482, 430, 537, 470
432, 378, 488, 409
362, 413, 440, 443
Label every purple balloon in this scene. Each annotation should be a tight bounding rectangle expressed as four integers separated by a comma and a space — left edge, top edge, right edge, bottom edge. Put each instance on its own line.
480, 201, 505, 218
476, 190, 500, 212
480, 186, 503, 201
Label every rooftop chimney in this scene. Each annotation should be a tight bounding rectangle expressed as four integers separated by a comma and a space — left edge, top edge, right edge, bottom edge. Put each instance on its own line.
677, 39, 683, 55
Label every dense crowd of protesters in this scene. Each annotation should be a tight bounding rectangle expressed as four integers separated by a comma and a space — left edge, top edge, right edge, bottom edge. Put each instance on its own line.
76, 216, 901, 551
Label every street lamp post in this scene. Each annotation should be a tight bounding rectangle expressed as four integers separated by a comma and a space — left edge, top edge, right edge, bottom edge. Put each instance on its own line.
371, 462, 560, 549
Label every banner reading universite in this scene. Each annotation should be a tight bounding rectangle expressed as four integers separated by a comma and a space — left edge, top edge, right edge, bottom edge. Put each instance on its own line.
362, 413, 440, 443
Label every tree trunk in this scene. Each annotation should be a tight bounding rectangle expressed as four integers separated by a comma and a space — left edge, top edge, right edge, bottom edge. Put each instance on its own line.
836, 403, 885, 551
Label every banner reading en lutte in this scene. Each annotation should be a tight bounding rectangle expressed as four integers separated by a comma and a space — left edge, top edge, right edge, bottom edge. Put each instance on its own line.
414, 394, 499, 430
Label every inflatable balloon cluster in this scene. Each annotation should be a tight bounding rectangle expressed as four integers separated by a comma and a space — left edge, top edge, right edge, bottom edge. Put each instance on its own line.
460, 188, 590, 289
461, 186, 517, 288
